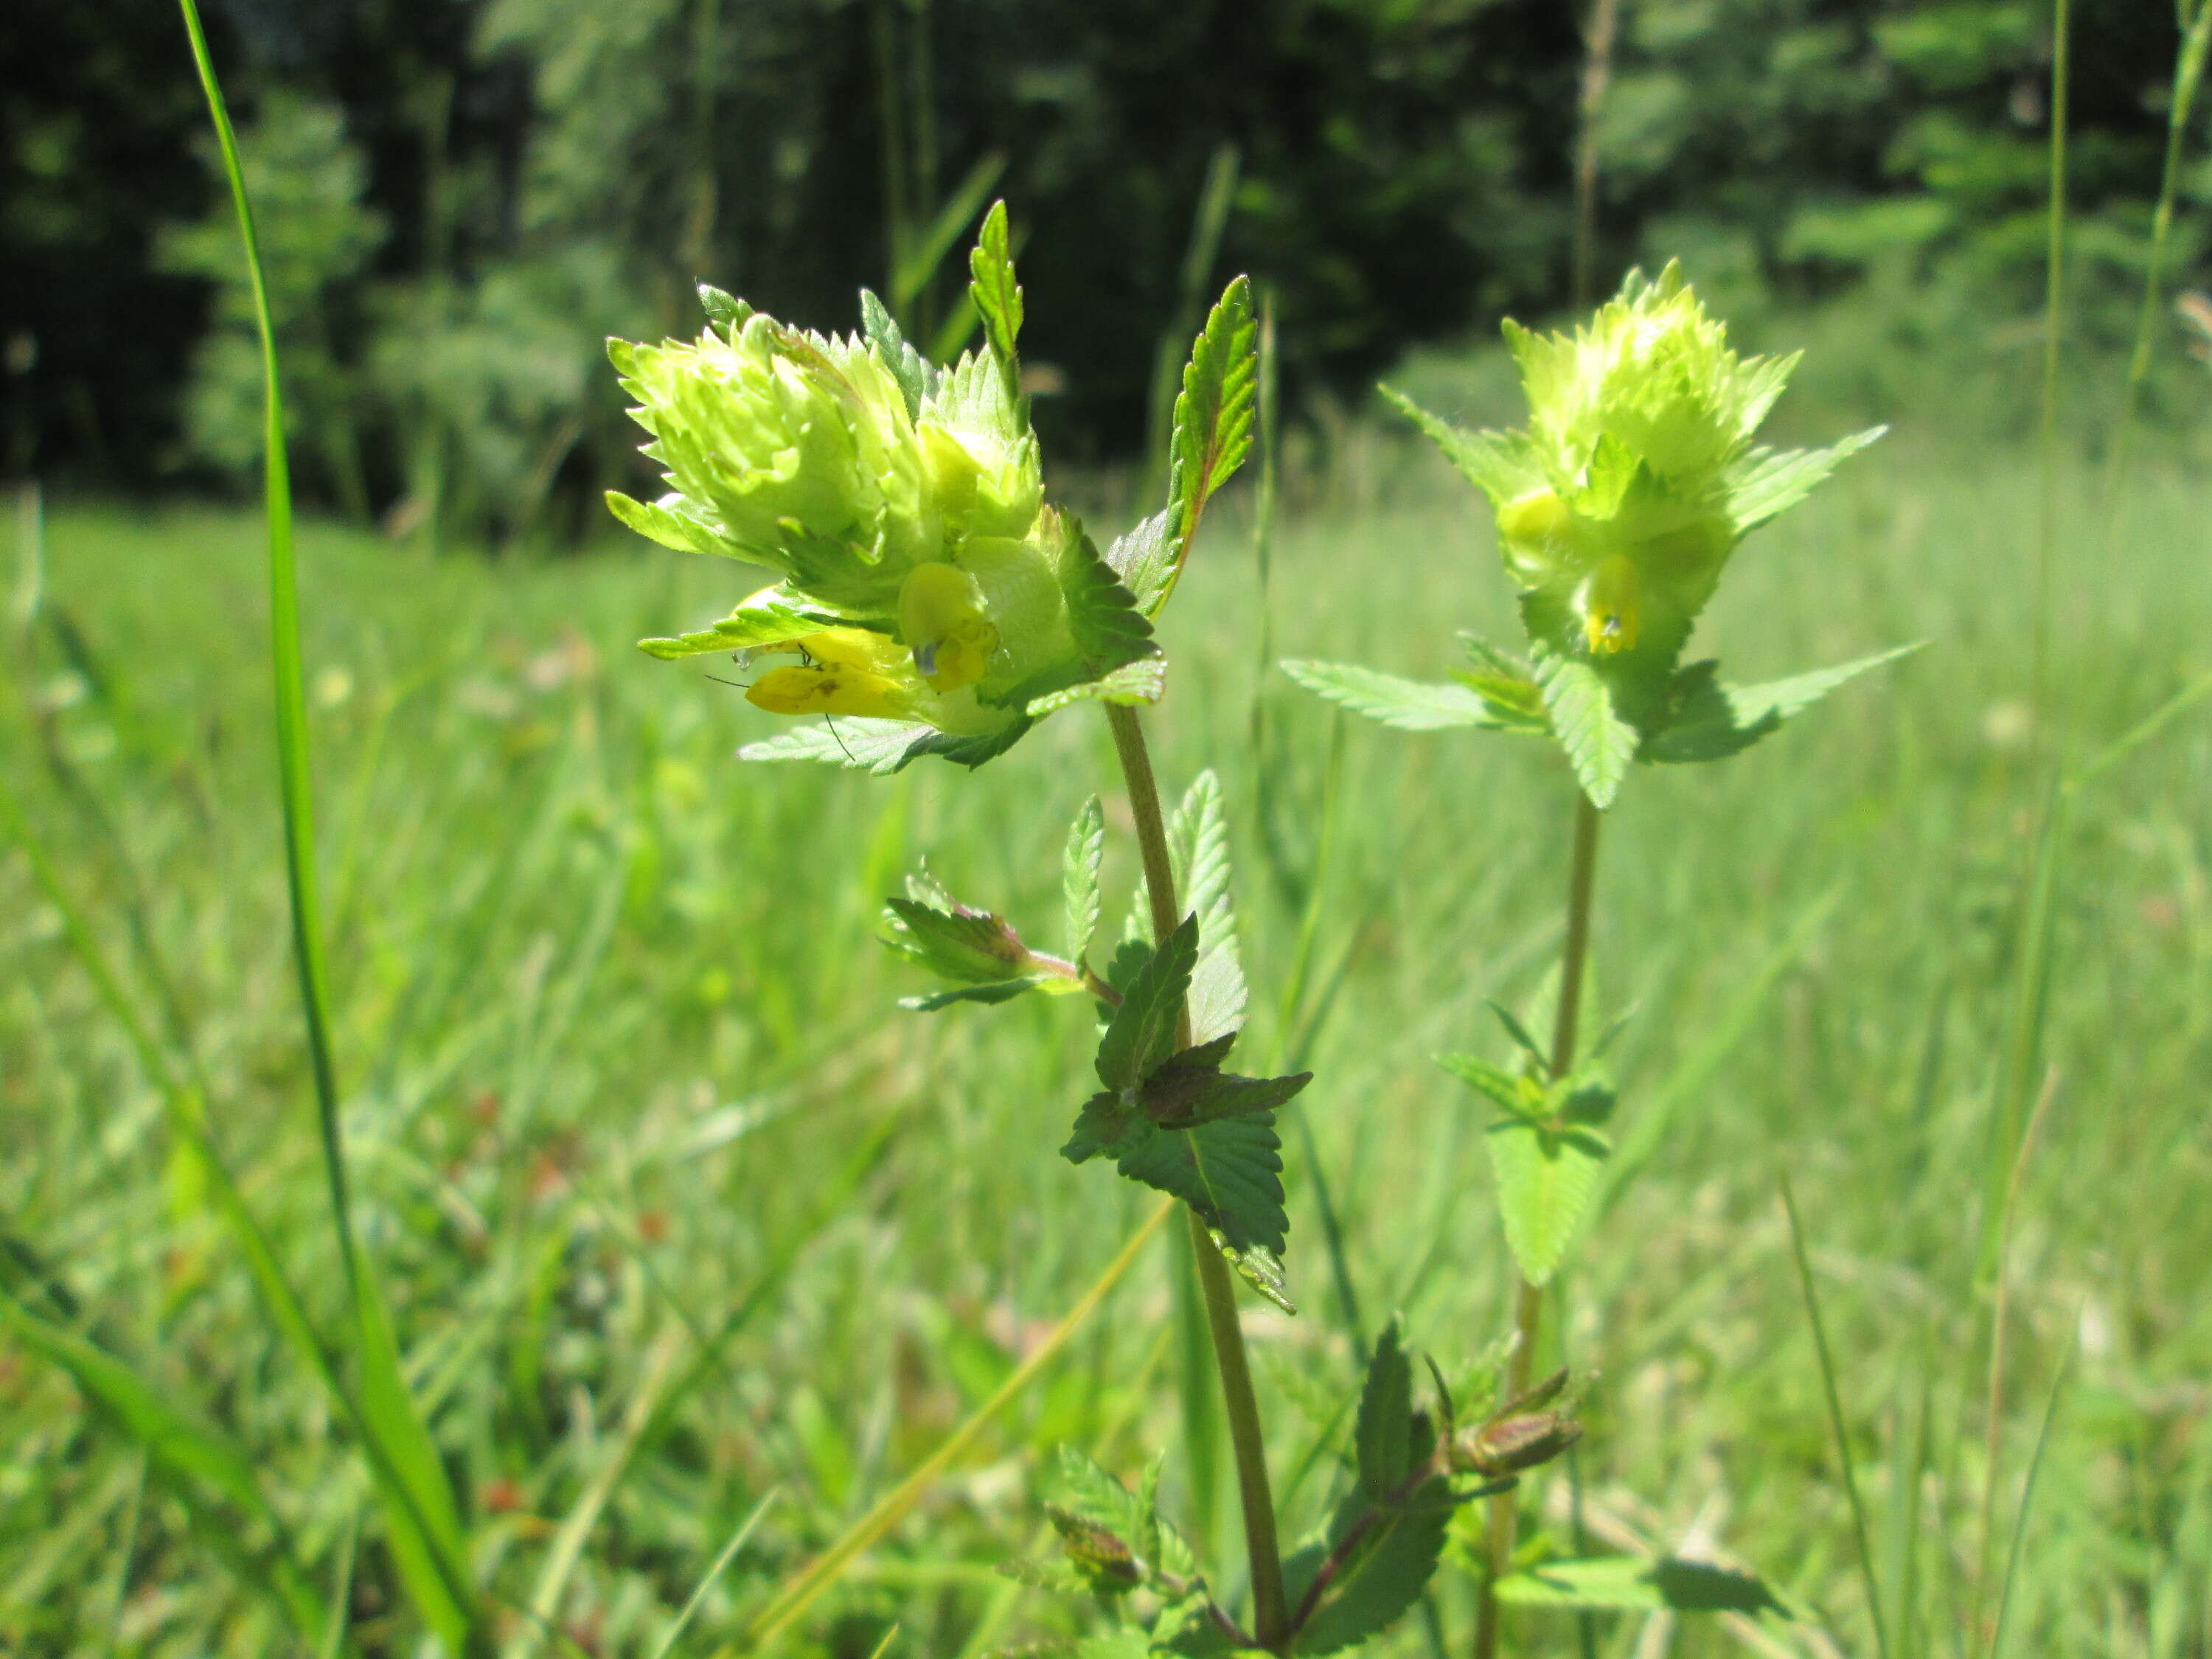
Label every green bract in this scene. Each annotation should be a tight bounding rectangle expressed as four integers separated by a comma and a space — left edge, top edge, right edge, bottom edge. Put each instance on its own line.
605, 215, 1158, 766
1290, 262, 1905, 808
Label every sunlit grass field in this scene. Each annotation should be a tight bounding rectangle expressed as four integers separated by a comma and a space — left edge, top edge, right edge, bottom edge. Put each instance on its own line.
4, 411, 2210, 1656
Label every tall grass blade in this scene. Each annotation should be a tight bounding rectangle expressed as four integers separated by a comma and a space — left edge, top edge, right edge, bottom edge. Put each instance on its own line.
2098, 0, 2211, 536
1779, 1172, 1891, 1659
0, 1284, 329, 1642
2027, 0, 2071, 748
647, 1491, 778, 1659
1988, 1316, 2079, 1659
736, 1198, 1175, 1652
175, 3, 476, 1646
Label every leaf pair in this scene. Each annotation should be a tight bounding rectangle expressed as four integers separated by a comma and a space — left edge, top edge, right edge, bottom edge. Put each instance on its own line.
1062, 919, 1307, 1312
1288, 639, 1916, 808
1437, 1046, 1616, 1288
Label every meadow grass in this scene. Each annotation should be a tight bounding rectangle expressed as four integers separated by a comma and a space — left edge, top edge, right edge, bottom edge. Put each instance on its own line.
4, 410, 2211, 1655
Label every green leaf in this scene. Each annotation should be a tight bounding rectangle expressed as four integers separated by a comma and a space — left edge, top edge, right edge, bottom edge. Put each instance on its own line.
1355, 1317, 1416, 1502
1167, 770, 1246, 1045
1292, 1478, 1454, 1654
1139, 1041, 1312, 1129
1646, 644, 1921, 764
638, 585, 830, 660
740, 714, 1034, 773
1486, 1110, 1610, 1288
1725, 426, 1885, 535
1535, 650, 1637, 809
860, 287, 933, 420
900, 977, 1054, 1012
969, 199, 1024, 377
1435, 1053, 1531, 1116
1096, 918, 1199, 1092
883, 895, 1026, 984
1110, 1115, 1291, 1312
1064, 796, 1105, 963
1152, 276, 1259, 613
998, 520, 1160, 713
1102, 509, 1175, 611
1025, 657, 1168, 717
697, 282, 755, 334
1495, 1555, 1791, 1615
1380, 386, 1545, 507
1485, 1000, 1550, 1077
605, 488, 735, 558
1280, 660, 1509, 732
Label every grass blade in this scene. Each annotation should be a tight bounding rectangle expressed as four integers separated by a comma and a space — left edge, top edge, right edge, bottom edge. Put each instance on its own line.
736, 1197, 1175, 1652
1779, 1172, 1891, 1659
1988, 1315, 2079, 1659
647, 1490, 779, 1659
0, 1283, 328, 1643
174, 3, 476, 1646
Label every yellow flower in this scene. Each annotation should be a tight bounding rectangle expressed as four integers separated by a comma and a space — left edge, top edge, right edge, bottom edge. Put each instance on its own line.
745, 630, 914, 720
897, 561, 1001, 693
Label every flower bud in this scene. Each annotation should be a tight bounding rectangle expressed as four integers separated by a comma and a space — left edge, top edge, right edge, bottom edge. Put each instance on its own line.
1463, 1411, 1582, 1479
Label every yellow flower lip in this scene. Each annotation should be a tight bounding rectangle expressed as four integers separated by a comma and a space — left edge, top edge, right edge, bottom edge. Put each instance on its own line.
897, 561, 1000, 694
1577, 556, 1641, 656
743, 629, 911, 718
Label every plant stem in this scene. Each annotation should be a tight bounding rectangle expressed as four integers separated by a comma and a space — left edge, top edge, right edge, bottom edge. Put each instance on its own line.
1475, 790, 1603, 1659
1105, 700, 1290, 1649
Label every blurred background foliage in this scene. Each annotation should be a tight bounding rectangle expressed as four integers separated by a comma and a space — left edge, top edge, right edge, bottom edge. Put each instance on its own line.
3, 0, 2206, 543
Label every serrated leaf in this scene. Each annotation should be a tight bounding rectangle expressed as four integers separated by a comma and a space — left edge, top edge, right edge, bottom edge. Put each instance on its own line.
1280, 660, 1508, 732
1356, 1317, 1415, 1502
860, 288, 932, 420
1096, 917, 1199, 1091
1535, 651, 1636, 809
639, 585, 828, 660
883, 891, 1029, 984
1725, 426, 1885, 535
970, 200, 1023, 376
1484, 1001, 1550, 1076
697, 282, 754, 334
900, 977, 1055, 1012
1064, 796, 1105, 962
1292, 1478, 1453, 1654
1106, 1116, 1290, 1310
1380, 387, 1548, 507
1645, 644, 1921, 764
1486, 1116, 1610, 1287
1435, 1054, 1528, 1116
739, 714, 1034, 773
1141, 1046, 1312, 1129
1151, 276, 1258, 613
997, 1554, 1091, 1592
999, 521, 1160, 714
1025, 657, 1167, 717
1102, 509, 1175, 606
1495, 1555, 1790, 1615
1166, 771, 1245, 1045
605, 489, 734, 558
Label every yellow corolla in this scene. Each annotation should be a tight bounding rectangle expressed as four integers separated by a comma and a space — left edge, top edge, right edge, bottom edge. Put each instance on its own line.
745, 629, 914, 719
1576, 555, 1641, 655
897, 560, 1001, 694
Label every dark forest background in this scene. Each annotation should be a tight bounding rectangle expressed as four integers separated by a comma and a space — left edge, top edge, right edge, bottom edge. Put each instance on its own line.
4, 0, 2203, 542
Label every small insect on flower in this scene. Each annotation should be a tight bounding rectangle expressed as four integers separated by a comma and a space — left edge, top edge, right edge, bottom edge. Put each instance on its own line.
897, 560, 1001, 692
744, 630, 912, 719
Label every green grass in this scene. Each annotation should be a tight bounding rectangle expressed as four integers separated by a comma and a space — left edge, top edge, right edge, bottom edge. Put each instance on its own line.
4, 413, 2211, 1655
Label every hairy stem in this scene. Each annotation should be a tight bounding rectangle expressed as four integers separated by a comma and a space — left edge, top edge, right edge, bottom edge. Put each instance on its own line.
1475, 790, 1602, 1659
1105, 700, 1290, 1649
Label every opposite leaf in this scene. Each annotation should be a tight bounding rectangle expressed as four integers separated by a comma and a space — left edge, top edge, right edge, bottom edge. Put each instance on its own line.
1534, 650, 1637, 808
1095, 919, 1200, 1092
1486, 1081, 1615, 1287
1355, 1317, 1416, 1503
1064, 796, 1105, 964
1144, 276, 1257, 615
1645, 644, 1921, 765
1280, 660, 1510, 732
1290, 1478, 1454, 1655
